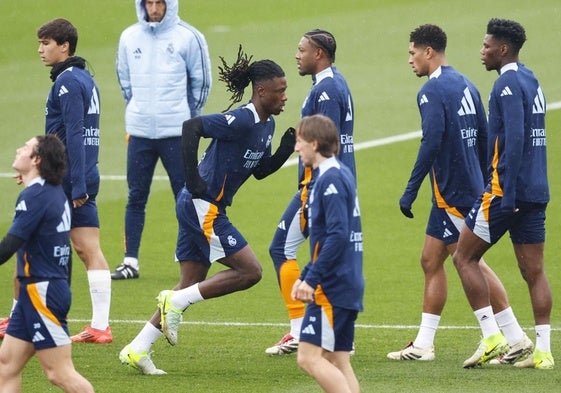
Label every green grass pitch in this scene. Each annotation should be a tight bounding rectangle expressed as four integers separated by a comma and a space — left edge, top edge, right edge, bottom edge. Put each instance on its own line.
0, 1, 560, 392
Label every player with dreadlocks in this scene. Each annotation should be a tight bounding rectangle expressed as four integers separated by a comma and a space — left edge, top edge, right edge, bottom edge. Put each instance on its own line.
119, 46, 296, 375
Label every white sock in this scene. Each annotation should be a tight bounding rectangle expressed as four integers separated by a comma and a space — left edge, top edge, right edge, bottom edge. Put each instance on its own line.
130, 322, 162, 353
494, 306, 524, 345
87, 270, 111, 330
9, 299, 17, 318
535, 324, 551, 352
413, 313, 440, 349
290, 317, 303, 340
123, 257, 139, 270
171, 283, 204, 310
474, 306, 500, 338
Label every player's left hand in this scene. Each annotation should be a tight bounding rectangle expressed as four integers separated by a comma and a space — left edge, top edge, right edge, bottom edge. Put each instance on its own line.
280, 127, 296, 149
13, 174, 23, 185
399, 205, 414, 218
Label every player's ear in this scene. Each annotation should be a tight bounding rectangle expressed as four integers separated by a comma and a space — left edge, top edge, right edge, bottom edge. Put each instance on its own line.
425, 46, 434, 59
255, 82, 266, 97
312, 140, 319, 152
60, 41, 70, 54
32, 155, 42, 167
499, 42, 509, 56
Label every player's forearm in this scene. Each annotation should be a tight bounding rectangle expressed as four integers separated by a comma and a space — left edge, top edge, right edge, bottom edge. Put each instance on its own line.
0, 234, 23, 265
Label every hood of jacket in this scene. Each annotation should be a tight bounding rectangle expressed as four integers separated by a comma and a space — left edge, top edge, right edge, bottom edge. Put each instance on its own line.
135, 0, 179, 32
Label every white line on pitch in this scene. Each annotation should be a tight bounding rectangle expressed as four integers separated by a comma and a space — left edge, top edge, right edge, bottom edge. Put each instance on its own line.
2, 101, 560, 180
67, 318, 561, 331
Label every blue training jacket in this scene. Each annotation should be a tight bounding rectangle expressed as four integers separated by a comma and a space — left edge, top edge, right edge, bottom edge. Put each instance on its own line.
401, 66, 488, 213
486, 62, 549, 210
301, 157, 364, 311
45, 62, 101, 200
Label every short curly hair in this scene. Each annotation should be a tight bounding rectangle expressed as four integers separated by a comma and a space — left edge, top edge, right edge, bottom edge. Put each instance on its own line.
487, 18, 526, 54
409, 24, 447, 52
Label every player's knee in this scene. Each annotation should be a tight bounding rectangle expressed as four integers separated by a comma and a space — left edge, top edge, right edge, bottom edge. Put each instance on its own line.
296, 351, 314, 373
245, 264, 262, 287
269, 255, 284, 272
420, 256, 443, 274
237, 260, 262, 289
126, 193, 149, 208
269, 244, 290, 271
0, 352, 11, 370
451, 252, 463, 269
269, 242, 281, 262
43, 368, 65, 388
72, 244, 87, 262
452, 254, 478, 277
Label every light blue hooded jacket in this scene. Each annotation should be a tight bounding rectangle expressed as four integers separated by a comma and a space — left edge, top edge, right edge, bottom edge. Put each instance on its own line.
116, 0, 212, 139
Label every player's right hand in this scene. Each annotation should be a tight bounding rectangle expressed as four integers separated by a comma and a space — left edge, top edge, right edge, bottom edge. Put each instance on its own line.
73, 194, 89, 208
186, 175, 207, 199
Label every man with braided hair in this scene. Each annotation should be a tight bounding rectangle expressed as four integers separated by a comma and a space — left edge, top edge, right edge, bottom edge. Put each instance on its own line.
119, 47, 295, 375
267, 29, 356, 355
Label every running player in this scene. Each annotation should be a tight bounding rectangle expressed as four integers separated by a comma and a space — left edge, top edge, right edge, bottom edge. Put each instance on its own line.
119, 47, 295, 374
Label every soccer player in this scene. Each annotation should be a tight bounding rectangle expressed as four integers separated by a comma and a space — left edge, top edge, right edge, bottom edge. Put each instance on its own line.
453, 18, 554, 369
292, 115, 363, 393
0, 135, 94, 393
388, 24, 531, 363
39, 18, 112, 343
119, 47, 295, 374
267, 29, 356, 355
112, 0, 212, 280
